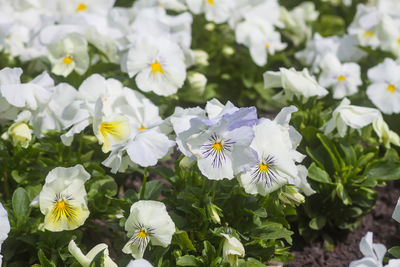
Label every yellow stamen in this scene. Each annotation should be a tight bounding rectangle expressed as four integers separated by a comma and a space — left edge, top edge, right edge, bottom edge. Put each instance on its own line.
259, 163, 269, 173
151, 62, 164, 74
212, 142, 222, 152
76, 3, 87, 12
5, 36, 10, 40
363, 31, 374, 38
207, 0, 215, 5
63, 56, 73, 65
265, 43, 270, 49
138, 126, 146, 131
337, 75, 346, 82
387, 84, 396, 93
397, 38, 400, 45
137, 230, 147, 239
51, 200, 78, 222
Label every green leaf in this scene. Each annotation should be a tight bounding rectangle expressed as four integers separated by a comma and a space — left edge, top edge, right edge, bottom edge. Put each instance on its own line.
11, 170, 27, 183
176, 255, 202, 266
364, 160, 400, 181
388, 246, 400, 258
308, 163, 332, 184
173, 230, 196, 252
12, 187, 31, 218
317, 133, 344, 171
38, 249, 56, 267
309, 216, 326, 230
202, 241, 216, 263
89, 249, 105, 267
143, 180, 164, 200
336, 183, 352, 205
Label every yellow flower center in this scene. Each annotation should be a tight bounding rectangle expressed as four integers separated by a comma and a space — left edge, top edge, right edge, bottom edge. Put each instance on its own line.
51, 200, 78, 222
265, 43, 270, 49
137, 230, 148, 239
363, 31, 374, 38
100, 121, 126, 138
337, 75, 346, 82
258, 163, 269, 173
63, 56, 73, 65
207, 0, 215, 5
151, 62, 164, 74
212, 142, 222, 152
138, 126, 146, 131
397, 38, 400, 45
387, 84, 396, 93
76, 3, 87, 12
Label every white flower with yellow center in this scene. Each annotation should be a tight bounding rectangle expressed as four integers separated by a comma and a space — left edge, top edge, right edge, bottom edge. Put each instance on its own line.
124, 36, 186, 96
0, 202, 10, 266
93, 99, 131, 153
68, 240, 117, 267
122, 200, 175, 259
377, 15, 400, 58
102, 88, 175, 171
47, 32, 89, 77
185, 0, 235, 24
349, 232, 386, 267
348, 4, 382, 48
318, 53, 362, 99
57, 0, 115, 17
238, 107, 308, 196
366, 58, 400, 114
39, 165, 90, 232
186, 108, 257, 180
324, 98, 382, 137
61, 74, 124, 146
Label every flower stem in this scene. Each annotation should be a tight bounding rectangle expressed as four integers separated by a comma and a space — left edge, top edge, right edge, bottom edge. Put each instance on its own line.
139, 168, 148, 200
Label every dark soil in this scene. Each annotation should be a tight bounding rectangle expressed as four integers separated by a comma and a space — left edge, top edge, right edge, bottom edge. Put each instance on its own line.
287, 181, 400, 267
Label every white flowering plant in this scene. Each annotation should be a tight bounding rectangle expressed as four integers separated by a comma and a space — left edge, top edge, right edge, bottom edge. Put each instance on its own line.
0, 0, 400, 266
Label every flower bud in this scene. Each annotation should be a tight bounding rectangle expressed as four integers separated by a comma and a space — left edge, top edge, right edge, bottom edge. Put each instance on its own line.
192, 50, 209, 66
221, 233, 245, 267
1, 122, 32, 148
222, 46, 234, 56
207, 203, 222, 224
205, 23, 216, 31
373, 117, 400, 148
188, 72, 207, 96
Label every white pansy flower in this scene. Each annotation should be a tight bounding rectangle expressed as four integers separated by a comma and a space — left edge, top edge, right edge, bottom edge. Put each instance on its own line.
373, 117, 400, 148
348, 4, 382, 48
127, 259, 154, 267
235, 17, 286, 66
324, 98, 381, 137
93, 99, 131, 153
1, 121, 32, 148
124, 36, 186, 96
122, 201, 175, 259
349, 232, 386, 267
102, 89, 175, 171
57, 0, 115, 17
366, 58, 400, 114
318, 53, 362, 99
39, 165, 90, 232
0, 67, 53, 110
186, 0, 235, 24
0, 202, 10, 266
264, 68, 328, 100
61, 74, 124, 146
221, 233, 245, 267
238, 107, 310, 196
68, 240, 117, 267
186, 108, 256, 180
47, 32, 89, 77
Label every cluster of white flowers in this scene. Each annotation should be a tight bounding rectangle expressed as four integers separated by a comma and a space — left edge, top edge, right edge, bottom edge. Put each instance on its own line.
295, 0, 400, 114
